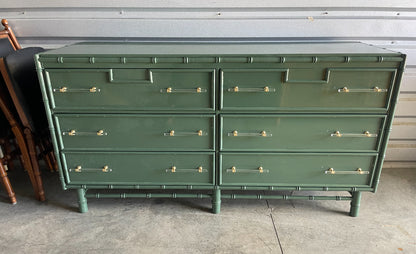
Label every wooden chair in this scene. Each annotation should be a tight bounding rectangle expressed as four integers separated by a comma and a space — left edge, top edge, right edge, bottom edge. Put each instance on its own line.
0, 83, 42, 201
0, 157, 16, 204
0, 113, 17, 204
0, 19, 46, 202
0, 47, 50, 202
0, 19, 21, 203
1, 19, 56, 173
0, 19, 21, 52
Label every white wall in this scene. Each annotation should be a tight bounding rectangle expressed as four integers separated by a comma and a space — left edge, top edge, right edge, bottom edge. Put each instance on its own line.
1, 1, 415, 162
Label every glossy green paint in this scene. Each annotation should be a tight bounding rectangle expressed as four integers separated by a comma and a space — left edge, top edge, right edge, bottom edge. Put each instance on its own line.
34, 42, 405, 216
35, 55, 68, 190
350, 191, 362, 217
39, 42, 402, 56
63, 152, 215, 185
67, 185, 216, 190
77, 188, 88, 213
219, 153, 377, 187
220, 115, 385, 152
212, 188, 221, 214
221, 194, 352, 201
85, 193, 212, 199
45, 69, 215, 111
55, 114, 215, 151
372, 57, 407, 192
218, 186, 372, 191
220, 68, 396, 112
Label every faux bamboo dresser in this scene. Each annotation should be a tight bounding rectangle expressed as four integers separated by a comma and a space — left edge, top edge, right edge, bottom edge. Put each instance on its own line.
35, 42, 405, 216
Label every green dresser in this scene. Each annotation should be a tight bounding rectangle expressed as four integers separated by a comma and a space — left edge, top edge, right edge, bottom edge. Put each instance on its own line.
35, 42, 405, 216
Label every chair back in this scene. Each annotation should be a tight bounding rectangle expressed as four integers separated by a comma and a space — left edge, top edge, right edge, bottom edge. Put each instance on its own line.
0, 19, 21, 51
0, 36, 15, 58
0, 18, 21, 131
0, 47, 46, 132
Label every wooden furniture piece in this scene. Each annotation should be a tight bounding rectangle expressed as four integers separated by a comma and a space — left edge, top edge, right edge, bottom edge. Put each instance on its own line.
0, 19, 21, 51
0, 82, 42, 201
0, 19, 56, 174
0, 19, 19, 203
0, 154, 16, 204
0, 47, 49, 202
35, 42, 405, 216
0, 19, 48, 202
0, 113, 17, 204
0, 49, 58, 173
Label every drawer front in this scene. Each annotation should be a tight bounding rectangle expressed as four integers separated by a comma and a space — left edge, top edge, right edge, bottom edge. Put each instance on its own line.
220, 115, 384, 152
55, 114, 214, 151
63, 152, 214, 185
46, 69, 215, 111
220, 153, 377, 187
220, 68, 396, 111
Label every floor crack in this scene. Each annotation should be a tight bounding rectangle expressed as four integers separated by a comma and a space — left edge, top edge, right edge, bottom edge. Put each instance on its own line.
270, 212, 284, 254
265, 197, 284, 254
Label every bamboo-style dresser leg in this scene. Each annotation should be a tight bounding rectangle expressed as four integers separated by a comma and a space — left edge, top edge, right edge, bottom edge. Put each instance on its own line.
212, 188, 221, 214
77, 188, 88, 213
349, 191, 362, 217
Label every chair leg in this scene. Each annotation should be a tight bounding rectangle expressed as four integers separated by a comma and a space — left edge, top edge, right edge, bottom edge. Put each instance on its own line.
39, 142, 53, 172
3, 138, 14, 170
44, 154, 54, 173
0, 159, 17, 204
50, 151, 58, 172
38, 140, 56, 172
44, 139, 58, 172
11, 126, 40, 200
24, 129, 45, 201
18, 154, 25, 170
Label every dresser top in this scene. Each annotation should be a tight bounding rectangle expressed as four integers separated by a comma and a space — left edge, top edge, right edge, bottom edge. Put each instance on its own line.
41, 42, 400, 56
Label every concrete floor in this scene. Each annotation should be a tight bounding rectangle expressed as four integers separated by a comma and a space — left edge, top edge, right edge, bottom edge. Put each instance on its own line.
0, 166, 415, 254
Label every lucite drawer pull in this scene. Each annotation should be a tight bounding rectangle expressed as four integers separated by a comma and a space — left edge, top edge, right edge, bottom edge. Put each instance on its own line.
226, 166, 269, 174
228, 130, 272, 137
62, 130, 108, 136
324, 168, 370, 175
227, 86, 276, 93
53, 86, 101, 93
330, 131, 377, 138
160, 87, 207, 93
163, 130, 206, 136
166, 166, 208, 173
337, 86, 387, 93
69, 165, 112, 173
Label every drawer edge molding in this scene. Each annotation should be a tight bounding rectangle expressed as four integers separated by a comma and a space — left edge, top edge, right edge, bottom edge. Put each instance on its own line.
220, 68, 397, 111
45, 68, 216, 111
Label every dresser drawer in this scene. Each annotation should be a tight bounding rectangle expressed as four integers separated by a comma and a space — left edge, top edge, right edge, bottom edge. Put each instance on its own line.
220, 115, 384, 152
220, 68, 396, 112
63, 152, 214, 185
220, 153, 377, 187
45, 69, 215, 111
55, 114, 214, 151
